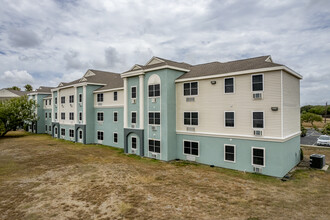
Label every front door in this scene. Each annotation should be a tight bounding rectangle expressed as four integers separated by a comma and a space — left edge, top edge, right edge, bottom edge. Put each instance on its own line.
78, 129, 83, 143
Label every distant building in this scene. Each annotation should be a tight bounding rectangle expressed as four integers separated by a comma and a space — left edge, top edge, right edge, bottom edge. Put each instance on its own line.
0, 88, 29, 101
28, 55, 302, 178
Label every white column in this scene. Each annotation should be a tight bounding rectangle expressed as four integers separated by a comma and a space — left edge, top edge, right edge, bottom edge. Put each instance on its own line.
83, 85, 86, 124
139, 75, 144, 129
123, 78, 128, 128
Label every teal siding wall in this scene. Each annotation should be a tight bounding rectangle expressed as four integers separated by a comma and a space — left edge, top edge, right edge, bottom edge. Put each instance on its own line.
59, 124, 76, 141
77, 87, 83, 121
44, 109, 52, 134
85, 85, 102, 144
36, 94, 49, 133
127, 77, 140, 128
94, 107, 124, 148
176, 134, 300, 177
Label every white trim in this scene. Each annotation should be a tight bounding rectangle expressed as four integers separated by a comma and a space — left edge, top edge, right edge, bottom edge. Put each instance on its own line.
74, 88, 78, 124
183, 111, 199, 127
251, 147, 266, 167
281, 70, 284, 138
182, 139, 200, 157
51, 82, 107, 92
93, 104, 124, 108
121, 65, 190, 78
251, 73, 264, 92
224, 144, 236, 163
224, 77, 235, 94
93, 87, 124, 93
123, 78, 128, 128
175, 66, 302, 83
145, 56, 165, 66
83, 86, 86, 124
176, 130, 301, 142
183, 81, 199, 97
224, 111, 235, 128
139, 75, 144, 129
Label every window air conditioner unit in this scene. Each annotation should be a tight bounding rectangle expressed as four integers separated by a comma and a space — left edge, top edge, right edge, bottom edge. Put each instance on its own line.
186, 127, 195, 132
186, 97, 195, 102
98, 102, 102, 106
186, 155, 196, 161
61, 104, 64, 108
150, 153, 157, 159
79, 103, 82, 107
253, 93, 263, 100
151, 98, 156, 103
98, 140, 102, 144
253, 130, 263, 136
70, 104, 73, 107
132, 149, 137, 154
131, 99, 136, 104
131, 124, 135, 128
253, 166, 262, 173
152, 126, 157, 131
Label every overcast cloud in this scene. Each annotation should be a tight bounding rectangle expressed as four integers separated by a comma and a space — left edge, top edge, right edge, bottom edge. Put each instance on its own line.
0, 0, 329, 105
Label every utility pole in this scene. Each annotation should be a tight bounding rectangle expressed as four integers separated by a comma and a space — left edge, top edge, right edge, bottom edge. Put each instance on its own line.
325, 102, 328, 124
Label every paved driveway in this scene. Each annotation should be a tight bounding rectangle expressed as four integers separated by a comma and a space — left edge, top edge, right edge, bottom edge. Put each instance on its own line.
301, 129, 323, 146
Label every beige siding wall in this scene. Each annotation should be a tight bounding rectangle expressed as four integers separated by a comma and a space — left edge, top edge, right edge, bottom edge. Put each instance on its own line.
58, 87, 75, 124
94, 90, 124, 106
283, 71, 300, 137
176, 71, 282, 138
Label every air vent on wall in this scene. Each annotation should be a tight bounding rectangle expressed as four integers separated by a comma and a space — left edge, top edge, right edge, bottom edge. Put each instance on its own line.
253, 130, 263, 136
186, 127, 195, 132
253, 93, 263, 100
186, 97, 195, 102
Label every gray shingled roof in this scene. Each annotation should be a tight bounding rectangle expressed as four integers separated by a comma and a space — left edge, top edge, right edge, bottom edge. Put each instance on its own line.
33, 86, 54, 93
7, 89, 29, 96
177, 56, 283, 79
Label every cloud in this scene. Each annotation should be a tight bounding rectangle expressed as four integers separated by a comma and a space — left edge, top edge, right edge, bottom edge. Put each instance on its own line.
0, 70, 34, 87
8, 29, 42, 48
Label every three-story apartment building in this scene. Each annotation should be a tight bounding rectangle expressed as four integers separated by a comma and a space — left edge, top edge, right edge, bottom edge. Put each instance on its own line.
28, 55, 302, 177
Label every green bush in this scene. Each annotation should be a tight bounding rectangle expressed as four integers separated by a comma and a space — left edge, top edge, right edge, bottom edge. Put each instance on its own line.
301, 125, 307, 137
322, 123, 330, 135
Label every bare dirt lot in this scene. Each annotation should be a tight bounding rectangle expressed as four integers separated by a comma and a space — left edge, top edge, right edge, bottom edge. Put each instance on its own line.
1, 132, 330, 220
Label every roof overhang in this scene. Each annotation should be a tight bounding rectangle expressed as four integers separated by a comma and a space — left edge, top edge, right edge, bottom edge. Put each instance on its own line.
93, 87, 124, 93
121, 65, 190, 78
51, 82, 106, 91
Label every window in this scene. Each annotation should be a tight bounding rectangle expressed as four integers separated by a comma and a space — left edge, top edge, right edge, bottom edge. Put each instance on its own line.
149, 139, 160, 153
114, 91, 118, 101
69, 129, 74, 138
225, 112, 234, 127
45, 100, 47, 106
79, 94, 82, 103
97, 131, 104, 140
61, 128, 65, 136
131, 87, 137, 99
252, 147, 265, 166
55, 97, 57, 104
224, 145, 235, 162
45, 112, 47, 119
97, 112, 104, 121
79, 130, 82, 139
55, 127, 58, 135
45, 125, 47, 131
49, 113, 51, 118
149, 112, 160, 125
253, 112, 264, 128
183, 140, 199, 156
132, 137, 137, 149
61, 112, 65, 120
224, 78, 234, 93
131, 112, 136, 124
114, 133, 118, 143
183, 82, 198, 96
148, 84, 160, 97
114, 112, 118, 122
79, 112, 82, 121
61, 96, 65, 104
184, 112, 198, 126
55, 113, 58, 120
49, 126, 51, 132
97, 93, 104, 102
252, 74, 263, 91
69, 95, 74, 103
69, 112, 74, 120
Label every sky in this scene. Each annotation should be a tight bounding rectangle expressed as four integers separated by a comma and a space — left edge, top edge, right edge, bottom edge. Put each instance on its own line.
0, 0, 329, 105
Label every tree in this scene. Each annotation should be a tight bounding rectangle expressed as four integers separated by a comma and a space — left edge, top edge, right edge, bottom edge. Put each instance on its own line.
0, 96, 38, 137
24, 84, 33, 91
301, 112, 322, 127
9, 86, 21, 91
322, 123, 330, 135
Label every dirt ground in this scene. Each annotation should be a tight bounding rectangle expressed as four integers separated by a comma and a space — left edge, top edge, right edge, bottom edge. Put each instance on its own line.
0, 132, 330, 220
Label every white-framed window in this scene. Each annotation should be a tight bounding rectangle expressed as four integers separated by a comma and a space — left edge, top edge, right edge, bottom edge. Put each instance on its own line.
252, 147, 265, 167
224, 144, 236, 163
45, 112, 47, 119
79, 130, 83, 139
114, 91, 118, 101
79, 112, 82, 121
69, 95, 74, 103
55, 127, 58, 135
49, 112, 51, 118
131, 112, 137, 124
252, 74, 263, 91
113, 112, 118, 122
69, 112, 74, 120
55, 97, 57, 104
61, 112, 65, 120
149, 139, 160, 153
49, 126, 51, 132
149, 112, 160, 125
148, 84, 160, 97
97, 112, 104, 121
97, 131, 104, 140
55, 113, 58, 120
131, 86, 137, 99
97, 93, 104, 102
184, 112, 198, 126
61, 96, 65, 104
79, 93, 82, 103
224, 112, 235, 127
253, 112, 264, 128
183, 82, 198, 96
224, 77, 234, 94
61, 128, 65, 136
183, 140, 199, 156
131, 137, 137, 149
69, 129, 74, 138
45, 125, 47, 131
113, 132, 118, 143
